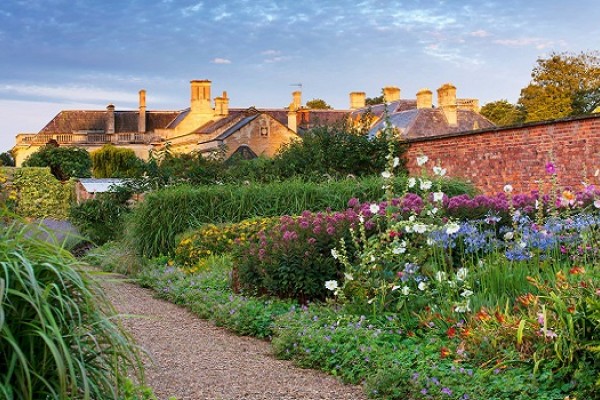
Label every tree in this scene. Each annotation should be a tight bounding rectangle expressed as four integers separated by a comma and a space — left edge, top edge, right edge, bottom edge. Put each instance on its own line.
305, 98, 333, 109
0, 151, 15, 167
480, 100, 525, 126
518, 51, 600, 122
91, 144, 144, 178
365, 95, 384, 105
23, 144, 91, 180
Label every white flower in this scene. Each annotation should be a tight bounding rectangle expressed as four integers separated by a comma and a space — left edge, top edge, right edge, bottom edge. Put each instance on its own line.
418, 281, 428, 291
596, 169, 600, 177
504, 231, 514, 240
325, 280, 339, 291
503, 184, 513, 193
435, 271, 447, 282
408, 177, 416, 188
409, 215, 416, 222
359, 215, 365, 223
461, 289, 474, 298
393, 157, 400, 168
454, 303, 471, 313
433, 192, 444, 202
427, 207, 438, 216
456, 268, 468, 281
416, 155, 429, 166
413, 223, 428, 234
381, 171, 392, 179
426, 237, 435, 246
448, 280, 457, 288
331, 249, 339, 259
594, 199, 600, 209
369, 204, 380, 214
391, 285, 401, 291
519, 241, 527, 249
401, 286, 410, 295
344, 273, 354, 281
419, 179, 433, 191
445, 222, 461, 235
433, 166, 447, 176
392, 245, 406, 254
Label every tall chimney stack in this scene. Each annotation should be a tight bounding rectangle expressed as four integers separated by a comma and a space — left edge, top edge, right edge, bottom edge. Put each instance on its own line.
416, 88, 433, 109
383, 86, 401, 102
287, 105, 297, 133
349, 92, 366, 110
190, 80, 212, 113
215, 91, 229, 116
437, 83, 457, 126
292, 91, 302, 110
106, 104, 115, 134
138, 89, 146, 133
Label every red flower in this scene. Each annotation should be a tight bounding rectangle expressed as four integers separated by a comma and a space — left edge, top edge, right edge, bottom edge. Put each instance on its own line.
440, 347, 451, 358
446, 327, 457, 339
569, 266, 585, 275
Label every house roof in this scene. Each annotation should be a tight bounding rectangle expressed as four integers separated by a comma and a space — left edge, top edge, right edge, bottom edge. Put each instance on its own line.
77, 178, 127, 193
368, 108, 495, 139
39, 110, 181, 134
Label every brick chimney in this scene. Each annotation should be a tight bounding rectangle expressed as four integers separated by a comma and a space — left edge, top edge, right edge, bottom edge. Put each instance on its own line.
416, 88, 433, 109
292, 91, 302, 110
106, 104, 115, 134
215, 91, 229, 116
383, 86, 401, 102
190, 79, 212, 113
437, 83, 457, 126
138, 89, 146, 133
349, 92, 366, 109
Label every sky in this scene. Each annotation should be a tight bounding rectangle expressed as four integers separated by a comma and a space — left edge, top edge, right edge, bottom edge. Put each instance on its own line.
0, 0, 598, 152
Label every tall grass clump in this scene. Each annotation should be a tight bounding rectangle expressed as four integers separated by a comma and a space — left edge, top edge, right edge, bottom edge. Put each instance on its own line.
129, 176, 476, 257
0, 214, 144, 400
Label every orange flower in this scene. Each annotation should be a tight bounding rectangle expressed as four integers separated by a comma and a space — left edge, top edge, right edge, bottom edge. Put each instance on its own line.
516, 293, 537, 307
562, 190, 576, 203
569, 266, 585, 275
440, 347, 451, 358
495, 311, 506, 324
460, 328, 472, 338
446, 327, 457, 339
475, 308, 492, 321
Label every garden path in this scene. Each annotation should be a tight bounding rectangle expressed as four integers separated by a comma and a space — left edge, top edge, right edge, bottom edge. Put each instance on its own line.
100, 273, 367, 400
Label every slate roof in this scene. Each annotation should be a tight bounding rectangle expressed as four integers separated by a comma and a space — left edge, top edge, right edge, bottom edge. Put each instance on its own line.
39, 110, 181, 134
368, 108, 495, 139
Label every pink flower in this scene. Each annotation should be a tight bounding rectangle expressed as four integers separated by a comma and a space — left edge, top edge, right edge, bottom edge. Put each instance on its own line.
545, 162, 556, 175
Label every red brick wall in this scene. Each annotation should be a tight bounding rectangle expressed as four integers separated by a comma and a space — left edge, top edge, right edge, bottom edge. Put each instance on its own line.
405, 114, 600, 195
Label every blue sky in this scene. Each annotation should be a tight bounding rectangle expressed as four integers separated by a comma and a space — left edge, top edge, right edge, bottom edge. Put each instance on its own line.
0, 0, 598, 152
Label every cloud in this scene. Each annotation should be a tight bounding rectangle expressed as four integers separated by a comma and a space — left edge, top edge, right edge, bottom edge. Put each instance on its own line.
470, 30, 490, 38
261, 49, 281, 56
211, 58, 231, 64
493, 37, 558, 49
0, 83, 142, 104
181, 2, 203, 17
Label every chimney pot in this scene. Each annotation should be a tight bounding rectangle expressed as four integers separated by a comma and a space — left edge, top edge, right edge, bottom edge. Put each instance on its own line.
138, 89, 146, 133
383, 86, 401, 102
349, 92, 366, 110
437, 83, 457, 126
292, 91, 302, 110
190, 79, 212, 113
106, 104, 115, 134
416, 88, 433, 109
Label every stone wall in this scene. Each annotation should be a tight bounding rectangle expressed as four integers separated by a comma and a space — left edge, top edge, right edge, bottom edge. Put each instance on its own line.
405, 114, 600, 194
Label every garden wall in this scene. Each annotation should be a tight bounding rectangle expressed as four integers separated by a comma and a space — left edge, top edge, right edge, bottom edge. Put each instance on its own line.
405, 114, 600, 194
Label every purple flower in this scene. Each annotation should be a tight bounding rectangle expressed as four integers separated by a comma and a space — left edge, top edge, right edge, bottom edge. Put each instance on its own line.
545, 162, 556, 175
441, 387, 452, 396
421, 388, 428, 395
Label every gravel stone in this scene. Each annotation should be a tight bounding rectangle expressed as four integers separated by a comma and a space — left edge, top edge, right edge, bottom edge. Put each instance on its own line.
100, 274, 368, 400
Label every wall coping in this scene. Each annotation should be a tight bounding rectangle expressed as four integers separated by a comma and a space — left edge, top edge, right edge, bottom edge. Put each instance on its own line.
404, 113, 600, 144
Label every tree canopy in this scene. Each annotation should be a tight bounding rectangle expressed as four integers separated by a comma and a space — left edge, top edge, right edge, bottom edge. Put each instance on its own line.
305, 98, 333, 109
91, 144, 144, 178
23, 144, 91, 180
0, 152, 15, 167
365, 95, 384, 106
518, 51, 600, 122
480, 100, 525, 127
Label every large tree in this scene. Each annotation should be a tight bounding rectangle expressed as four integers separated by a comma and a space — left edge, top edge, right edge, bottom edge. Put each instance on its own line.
480, 100, 525, 126
23, 144, 91, 180
91, 144, 144, 178
305, 98, 333, 109
518, 51, 600, 122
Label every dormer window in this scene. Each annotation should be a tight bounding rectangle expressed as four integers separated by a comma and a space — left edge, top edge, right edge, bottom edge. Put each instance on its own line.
260, 126, 269, 137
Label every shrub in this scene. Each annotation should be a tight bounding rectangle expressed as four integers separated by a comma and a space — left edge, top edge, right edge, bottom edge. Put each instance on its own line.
22, 144, 91, 180
0, 215, 144, 399
10, 167, 75, 219
91, 144, 144, 178
174, 217, 278, 266
69, 187, 133, 244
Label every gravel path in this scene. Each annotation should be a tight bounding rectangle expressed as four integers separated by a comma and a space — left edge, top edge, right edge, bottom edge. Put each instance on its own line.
100, 274, 368, 400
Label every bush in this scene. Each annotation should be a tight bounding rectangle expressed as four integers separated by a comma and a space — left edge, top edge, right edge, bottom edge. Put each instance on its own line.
22, 144, 91, 181
69, 187, 133, 244
0, 215, 144, 399
10, 167, 75, 219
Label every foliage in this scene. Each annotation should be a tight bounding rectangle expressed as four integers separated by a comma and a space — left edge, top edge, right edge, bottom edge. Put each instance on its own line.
82, 240, 146, 276
91, 144, 144, 178
69, 186, 134, 245
365, 95, 384, 106
272, 121, 407, 179
23, 144, 91, 181
518, 51, 600, 122
0, 215, 144, 399
0, 167, 17, 213
233, 210, 368, 302
305, 98, 332, 109
174, 217, 278, 267
10, 167, 75, 219
480, 99, 525, 126
0, 152, 15, 167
